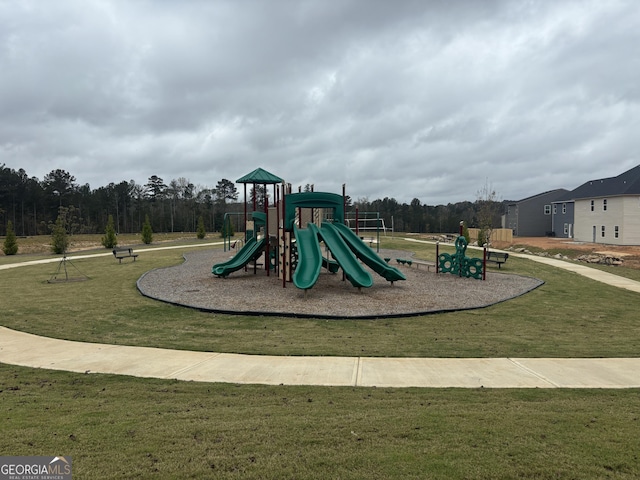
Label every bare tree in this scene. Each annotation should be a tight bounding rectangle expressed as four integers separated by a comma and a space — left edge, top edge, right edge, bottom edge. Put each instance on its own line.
475, 178, 501, 246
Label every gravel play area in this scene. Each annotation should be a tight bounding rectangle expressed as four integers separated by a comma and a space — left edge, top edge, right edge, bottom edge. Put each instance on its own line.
137, 248, 544, 319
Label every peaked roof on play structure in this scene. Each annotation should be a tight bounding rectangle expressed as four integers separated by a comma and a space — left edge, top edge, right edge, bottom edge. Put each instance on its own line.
236, 167, 283, 184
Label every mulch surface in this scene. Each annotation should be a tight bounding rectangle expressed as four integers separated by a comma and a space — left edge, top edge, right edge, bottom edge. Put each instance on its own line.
137, 248, 544, 319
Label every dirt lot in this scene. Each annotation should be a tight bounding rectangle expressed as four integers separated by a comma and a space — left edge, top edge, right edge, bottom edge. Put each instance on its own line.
492, 236, 640, 269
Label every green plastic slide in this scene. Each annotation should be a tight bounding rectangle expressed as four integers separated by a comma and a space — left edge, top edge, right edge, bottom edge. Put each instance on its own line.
212, 237, 266, 277
330, 222, 406, 282
292, 224, 323, 290
317, 223, 373, 289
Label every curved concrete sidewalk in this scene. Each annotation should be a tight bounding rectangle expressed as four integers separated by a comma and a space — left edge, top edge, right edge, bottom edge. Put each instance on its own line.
0, 241, 225, 271
1, 327, 639, 388
2, 239, 640, 388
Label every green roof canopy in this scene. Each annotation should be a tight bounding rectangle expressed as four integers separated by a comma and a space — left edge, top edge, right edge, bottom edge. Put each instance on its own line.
236, 168, 283, 184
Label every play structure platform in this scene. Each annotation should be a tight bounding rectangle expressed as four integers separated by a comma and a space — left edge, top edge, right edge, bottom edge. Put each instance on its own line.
212, 179, 405, 292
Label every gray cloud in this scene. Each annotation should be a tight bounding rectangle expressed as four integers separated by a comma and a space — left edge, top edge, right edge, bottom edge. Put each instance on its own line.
1, 0, 639, 205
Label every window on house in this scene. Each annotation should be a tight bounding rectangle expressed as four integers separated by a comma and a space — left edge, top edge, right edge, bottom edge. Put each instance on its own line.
615, 226, 619, 238
564, 223, 569, 235
544, 205, 551, 215
601, 225, 605, 238
603, 199, 607, 211
562, 203, 566, 214
553, 204, 557, 214
590, 200, 594, 211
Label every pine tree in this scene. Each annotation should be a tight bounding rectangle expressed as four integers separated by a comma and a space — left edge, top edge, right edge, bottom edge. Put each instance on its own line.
101, 214, 118, 248
2, 220, 18, 255
141, 215, 153, 244
196, 215, 206, 239
51, 216, 69, 254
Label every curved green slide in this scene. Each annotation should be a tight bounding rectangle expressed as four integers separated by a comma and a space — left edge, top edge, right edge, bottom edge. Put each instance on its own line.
317, 223, 373, 289
292, 224, 323, 290
330, 222, 406, 283
212, 237, 266, 277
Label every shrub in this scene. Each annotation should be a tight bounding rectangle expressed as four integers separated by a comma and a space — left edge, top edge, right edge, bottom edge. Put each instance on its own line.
196, 215, 206, 239
101, 215, 118, 248
141, 215, 153, 244
51, 216, 69, 254
2, 221, 18, 255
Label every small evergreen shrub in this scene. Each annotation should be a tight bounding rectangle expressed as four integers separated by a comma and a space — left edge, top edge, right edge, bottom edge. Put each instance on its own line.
3, 221, 18, 255
51, 216, 69, 254
101, 215, 118, 248
196, 215, 206, 239
141, 215, 153, 244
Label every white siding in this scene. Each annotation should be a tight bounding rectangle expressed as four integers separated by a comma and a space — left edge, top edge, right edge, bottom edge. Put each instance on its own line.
574, 197, 627, 245
622, 196, 640, 244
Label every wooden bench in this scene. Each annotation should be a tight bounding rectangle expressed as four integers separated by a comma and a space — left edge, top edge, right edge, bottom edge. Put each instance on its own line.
486, 251, 508, 269
112, 247, 138, 263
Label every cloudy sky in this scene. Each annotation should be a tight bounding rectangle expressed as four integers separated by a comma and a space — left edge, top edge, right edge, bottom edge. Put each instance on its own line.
1, 0, 639, 205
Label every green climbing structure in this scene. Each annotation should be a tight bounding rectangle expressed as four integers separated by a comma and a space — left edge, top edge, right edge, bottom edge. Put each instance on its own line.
438, 236, 484, 280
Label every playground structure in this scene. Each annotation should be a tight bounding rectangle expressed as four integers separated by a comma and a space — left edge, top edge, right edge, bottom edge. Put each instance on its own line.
437, 235, 485, 280
212, 168, 406, 291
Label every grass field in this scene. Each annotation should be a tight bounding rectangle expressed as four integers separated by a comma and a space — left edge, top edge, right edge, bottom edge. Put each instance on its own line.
1, 234, 639, 478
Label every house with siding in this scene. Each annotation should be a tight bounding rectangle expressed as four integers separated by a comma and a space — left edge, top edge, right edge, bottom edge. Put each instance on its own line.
550, 191, 575, 239
502, 189, 569, 237
552, 165, 640, 245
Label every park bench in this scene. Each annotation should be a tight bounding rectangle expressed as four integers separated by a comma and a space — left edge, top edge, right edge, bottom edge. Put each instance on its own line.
486, 251, 508, 269
112, 247, 138, 263
396, 258, 437, 271
411, 259, 437, 272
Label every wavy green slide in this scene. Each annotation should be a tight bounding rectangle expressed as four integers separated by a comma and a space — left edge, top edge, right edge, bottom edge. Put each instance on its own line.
212, 236, 266, 277
317, 223, 374, 289
292, 224, 323, 290
330, 222, 406, 282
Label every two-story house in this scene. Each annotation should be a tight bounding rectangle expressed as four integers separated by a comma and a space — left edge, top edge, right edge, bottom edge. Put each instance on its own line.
551, 165, 640, 245
502, 189, 569, 237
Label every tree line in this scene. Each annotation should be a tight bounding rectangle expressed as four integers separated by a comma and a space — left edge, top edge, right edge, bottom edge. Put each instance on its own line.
0, 165, 240, 237
351, 196, 502, 236
0, 164, 503, 238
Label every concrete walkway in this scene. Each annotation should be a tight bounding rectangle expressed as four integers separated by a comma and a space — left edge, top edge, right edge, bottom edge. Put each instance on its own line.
1, 327, 639, 388
1, 239, 639, 388
0, 241, 225, 271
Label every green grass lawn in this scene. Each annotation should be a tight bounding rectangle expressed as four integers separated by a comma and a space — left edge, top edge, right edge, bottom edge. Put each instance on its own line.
2, 364, 639, 479
1, 237, 639, 358
2, 235, 640, 478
